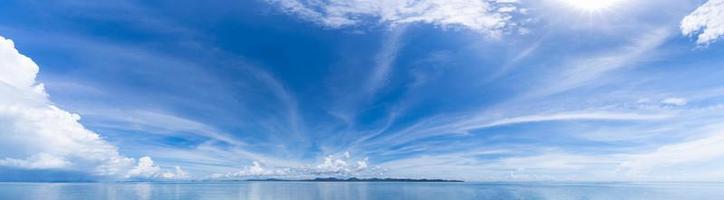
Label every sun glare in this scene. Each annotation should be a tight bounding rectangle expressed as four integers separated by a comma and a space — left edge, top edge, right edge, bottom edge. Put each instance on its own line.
562, 0, 622, 12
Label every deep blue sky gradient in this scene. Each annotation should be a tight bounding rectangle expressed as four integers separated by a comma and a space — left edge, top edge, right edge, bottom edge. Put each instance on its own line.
1, 0, 724, 181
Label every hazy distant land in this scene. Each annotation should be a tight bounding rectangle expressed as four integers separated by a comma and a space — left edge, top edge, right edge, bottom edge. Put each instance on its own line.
243, 177, 464, 182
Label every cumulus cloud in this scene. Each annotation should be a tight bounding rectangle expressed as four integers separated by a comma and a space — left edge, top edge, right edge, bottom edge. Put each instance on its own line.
214, 161, 292, 178
266, 0, 521, 37
127, 156, 189, 180
315, 153, 370, 174
0, 35, 181, 180
127, 157, 160, 178
0, 35, 130, 176
681, 0, 724, 45
212, 152, 379, 179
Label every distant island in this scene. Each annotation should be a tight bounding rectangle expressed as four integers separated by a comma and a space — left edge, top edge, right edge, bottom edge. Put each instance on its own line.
245, 177, 463, 182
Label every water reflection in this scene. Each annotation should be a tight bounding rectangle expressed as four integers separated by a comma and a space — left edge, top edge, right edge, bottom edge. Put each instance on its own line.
0, 182, 723, 200
133, 183, 151, 200
32, 183, 61, 200
246, 181, 260, 200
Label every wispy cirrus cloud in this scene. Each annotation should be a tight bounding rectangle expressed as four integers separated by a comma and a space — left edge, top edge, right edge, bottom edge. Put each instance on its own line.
81, 109, 245, 146
381, 125, 724, 181
467, 112, 672, 130
377, 104, 724, 181
266, 0, 521, 37
620, 124, 724, 179
369, 109, 672, 149
1, 26, 308, 154
5, 0, 724, 182
363, 27, 672, 148
531, 28, 671, 97
365, 26, 407, 95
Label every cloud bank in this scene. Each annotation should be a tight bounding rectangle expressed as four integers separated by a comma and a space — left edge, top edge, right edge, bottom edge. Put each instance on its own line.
681, 0, 724, 45
127, 156, 189, 180
266, 0, 521, 37
0, 35, 184, 180
212, 152, 381, 179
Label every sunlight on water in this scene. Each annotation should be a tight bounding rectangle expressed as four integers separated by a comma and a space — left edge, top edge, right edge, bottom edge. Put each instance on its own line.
0, 182, 723, 200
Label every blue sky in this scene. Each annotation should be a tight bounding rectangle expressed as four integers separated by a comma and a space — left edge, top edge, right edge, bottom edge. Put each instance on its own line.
1, 0, 724, 181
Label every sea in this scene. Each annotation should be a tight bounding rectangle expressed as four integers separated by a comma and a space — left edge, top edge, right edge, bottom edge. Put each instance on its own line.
0, 182, 722, 200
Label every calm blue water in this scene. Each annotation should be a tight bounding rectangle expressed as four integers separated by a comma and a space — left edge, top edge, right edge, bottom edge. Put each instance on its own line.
0, 182, 722, 200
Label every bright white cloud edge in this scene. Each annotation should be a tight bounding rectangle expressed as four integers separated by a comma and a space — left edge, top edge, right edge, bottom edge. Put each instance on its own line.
681, 0, 724, 45
0, 35, 186, 180
211, 152, 382, 180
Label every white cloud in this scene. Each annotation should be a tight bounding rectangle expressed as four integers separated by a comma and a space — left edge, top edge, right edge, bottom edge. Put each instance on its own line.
377, 110, 671, 148
365, 26, 406, 94
661, 97, 687, 106
212, 152, 378, 179
83, 109, 244, 146
127, 156, 189, 180
681, 0, 724, 45
620, 126, 724, 179
381, 122, 724, 181
127, 157, 161, 178
0, 35, 180, 180
0, 35, 132, 176
0, 153, 70, 169
533, 28, 670, 96
161, 166, 189, 179
215, 161, 291, 178
267, 0, 520, 37
379, 149, 624, 181
315, 154, 368, 174
468, 112, 671, 130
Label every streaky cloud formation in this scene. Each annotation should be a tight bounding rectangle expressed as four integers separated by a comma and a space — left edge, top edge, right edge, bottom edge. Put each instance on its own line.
621, 125, 724, 179
469, 112, 672, 130
1, 0, 724, 182
83, 109, 245, 146
682, 0, 724, 45
266, 0, 521, 36
532, 28, 671, 97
